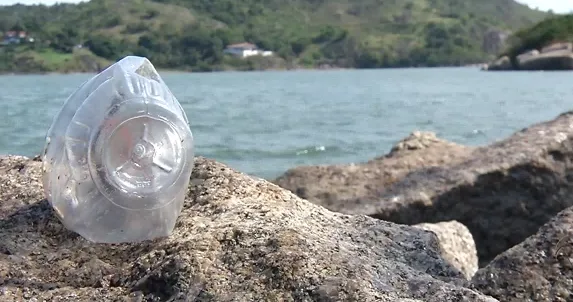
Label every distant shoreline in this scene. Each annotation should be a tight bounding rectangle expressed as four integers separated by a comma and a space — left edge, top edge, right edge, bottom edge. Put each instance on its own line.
0, 64, 488, 76
0, 64, 353, 76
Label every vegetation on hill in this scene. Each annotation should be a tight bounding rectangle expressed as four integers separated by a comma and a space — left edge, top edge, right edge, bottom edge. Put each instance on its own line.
501, 14, 573, 60
0, 0, 548, 73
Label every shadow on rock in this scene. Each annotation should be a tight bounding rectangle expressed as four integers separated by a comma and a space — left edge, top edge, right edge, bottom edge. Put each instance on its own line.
375, 160, 572, 267
0, 199, 79, 242
470, 205, 573, 301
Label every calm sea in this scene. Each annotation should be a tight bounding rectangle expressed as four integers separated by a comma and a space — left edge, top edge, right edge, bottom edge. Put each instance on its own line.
1, 67, 572, 179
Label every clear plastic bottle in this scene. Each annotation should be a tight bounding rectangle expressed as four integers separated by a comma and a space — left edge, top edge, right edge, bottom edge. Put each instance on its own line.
42, 56, 194, 243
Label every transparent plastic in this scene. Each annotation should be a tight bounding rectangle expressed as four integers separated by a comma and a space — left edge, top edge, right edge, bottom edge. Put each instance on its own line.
41, 56, 194, 243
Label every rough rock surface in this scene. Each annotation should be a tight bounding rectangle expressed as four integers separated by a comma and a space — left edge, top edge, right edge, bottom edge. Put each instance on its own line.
486, 43, 573, 71
471, 206, 573, 301
518, 49, 573, 70
275, 112, 573, 266
0, 156, 497, 301
274, 131, 473, 213
413, 221, 478, 280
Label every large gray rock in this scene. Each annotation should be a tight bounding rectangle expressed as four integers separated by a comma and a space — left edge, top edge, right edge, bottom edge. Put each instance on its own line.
541, 42, 573, 53
274, 131, 473, 213
275, 112, 573, 266
484, 56, 513, 71
513, 43, 573, 71
471, 206, 573, 301
0, 156, 496, 301
486, 42, 573, 71
516, 49, 539, 66
413, 221, 478, 280
518, 49, 573, 70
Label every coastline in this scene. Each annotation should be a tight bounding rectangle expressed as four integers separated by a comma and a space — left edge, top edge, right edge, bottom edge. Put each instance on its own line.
0, 64, 487, 76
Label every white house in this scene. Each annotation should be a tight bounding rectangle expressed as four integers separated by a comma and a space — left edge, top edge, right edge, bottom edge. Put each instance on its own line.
223, 42, 273, 58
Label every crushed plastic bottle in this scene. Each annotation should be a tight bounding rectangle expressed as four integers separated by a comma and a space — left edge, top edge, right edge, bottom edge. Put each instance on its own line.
41, 56, 194, 243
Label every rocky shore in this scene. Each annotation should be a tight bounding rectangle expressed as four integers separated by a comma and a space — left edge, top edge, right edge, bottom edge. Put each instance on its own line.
2, 112, 573, 301
273, 111, 573, 300
484, 42, 573, 71
275, 111, 573, 266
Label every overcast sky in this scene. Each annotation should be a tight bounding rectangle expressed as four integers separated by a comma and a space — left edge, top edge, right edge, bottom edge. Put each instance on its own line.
0, 0, 84, 5
516, 0, 573, 13
0, 0, 572, 13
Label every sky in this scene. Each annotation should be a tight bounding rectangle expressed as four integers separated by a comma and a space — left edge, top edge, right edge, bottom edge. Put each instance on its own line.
0, 0, 85, 5
0, 0, 572, 13
516, 0, 573, 13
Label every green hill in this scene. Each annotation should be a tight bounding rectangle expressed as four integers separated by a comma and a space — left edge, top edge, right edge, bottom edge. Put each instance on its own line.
0, 0, 549, 73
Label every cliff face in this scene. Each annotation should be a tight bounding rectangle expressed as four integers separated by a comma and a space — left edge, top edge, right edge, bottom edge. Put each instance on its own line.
482, 29, 511, 54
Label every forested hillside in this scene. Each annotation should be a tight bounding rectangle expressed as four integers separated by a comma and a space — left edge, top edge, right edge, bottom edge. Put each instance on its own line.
0, 0, 548, 73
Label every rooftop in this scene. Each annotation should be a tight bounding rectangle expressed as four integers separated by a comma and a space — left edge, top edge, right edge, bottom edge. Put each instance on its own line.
226, 42, 257, 50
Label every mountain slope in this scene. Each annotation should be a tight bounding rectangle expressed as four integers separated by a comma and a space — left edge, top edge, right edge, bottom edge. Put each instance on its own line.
0, 0, 548, 72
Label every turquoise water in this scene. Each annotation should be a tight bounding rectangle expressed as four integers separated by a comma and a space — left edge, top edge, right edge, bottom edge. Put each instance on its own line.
1, 67, 572, 179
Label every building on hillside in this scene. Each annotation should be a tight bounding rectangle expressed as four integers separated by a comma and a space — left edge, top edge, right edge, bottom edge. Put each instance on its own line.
1, 31, 32, 45
223, 42, 273, 58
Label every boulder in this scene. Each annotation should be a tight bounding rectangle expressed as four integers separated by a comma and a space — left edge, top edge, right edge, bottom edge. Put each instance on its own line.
274, 131, 472, 213
486, 42, 573, 71
516, 49, 540, 66
275, 111, 573, 266
0, 156, 496, 301
471, 206, 573, 301
413, 221, 478, 280
517, 49, 573, 70
541, 42, 573, 54
484, 56, 512, 71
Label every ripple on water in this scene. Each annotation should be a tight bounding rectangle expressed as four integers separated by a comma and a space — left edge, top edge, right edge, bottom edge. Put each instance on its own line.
2, 68, 573, 179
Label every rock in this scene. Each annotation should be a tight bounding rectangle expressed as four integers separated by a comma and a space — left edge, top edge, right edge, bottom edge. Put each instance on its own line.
0, 156, 497, 301
541, 42, 573, 54
389, 131, 459, 154
484, 56, 512, 71
273, 131, 472, 213
512, 43, 573, 71
516, 49, 540, 66
413, 221, 478, 280
518, 49, 573, 70
275, 111, 573, 267
0, 155, 43, 220
486, 42, 573, 71
470, 206, 573, 301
